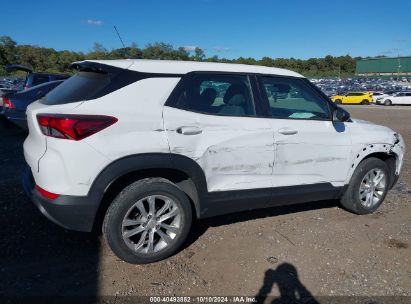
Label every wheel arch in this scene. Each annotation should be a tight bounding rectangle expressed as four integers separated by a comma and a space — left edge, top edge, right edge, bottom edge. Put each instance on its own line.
346, 145, 398, 188
88, 153, 207, 231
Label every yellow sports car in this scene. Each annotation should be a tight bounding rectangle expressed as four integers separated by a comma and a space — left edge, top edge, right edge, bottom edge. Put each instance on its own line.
331, 92, 373, 104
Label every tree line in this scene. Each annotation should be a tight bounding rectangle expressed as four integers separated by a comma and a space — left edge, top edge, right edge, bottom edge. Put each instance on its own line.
0, 35, 359, 77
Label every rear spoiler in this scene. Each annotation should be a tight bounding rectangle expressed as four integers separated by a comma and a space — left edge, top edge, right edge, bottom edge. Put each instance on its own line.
5, 64, 33, 74
70, 61, 124, 74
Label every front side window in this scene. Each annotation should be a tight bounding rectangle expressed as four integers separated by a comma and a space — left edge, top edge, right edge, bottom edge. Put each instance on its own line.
261, 76, 331, 120
173, 74, 256, 117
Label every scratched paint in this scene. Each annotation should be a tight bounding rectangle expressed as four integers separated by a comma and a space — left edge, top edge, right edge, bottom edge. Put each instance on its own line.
163, 106, 275, 192
163, 105, 406, 192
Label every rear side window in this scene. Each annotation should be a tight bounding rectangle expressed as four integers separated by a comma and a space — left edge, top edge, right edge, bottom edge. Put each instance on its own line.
42, 72, 110, 105
171, 73, 256, 117
41, 67, 141, 105
261, 76, 331, 120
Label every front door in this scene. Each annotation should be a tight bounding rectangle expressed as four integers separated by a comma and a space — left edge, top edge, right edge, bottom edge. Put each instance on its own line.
258, 76, 352, 188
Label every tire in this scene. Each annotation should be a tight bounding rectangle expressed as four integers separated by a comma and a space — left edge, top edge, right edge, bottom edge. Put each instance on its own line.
384, 99, 392, 106
334, 99, 342, 104
361, 100, 370, 105
103, 178, 193, 264
340, 157, 390, 215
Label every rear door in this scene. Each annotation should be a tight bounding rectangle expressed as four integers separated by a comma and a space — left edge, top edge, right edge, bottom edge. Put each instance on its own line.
163, 73, 275, 193
258, 75, 352, 188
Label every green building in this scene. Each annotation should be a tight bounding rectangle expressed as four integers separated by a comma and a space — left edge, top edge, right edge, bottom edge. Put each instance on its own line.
356, 57, 411, 76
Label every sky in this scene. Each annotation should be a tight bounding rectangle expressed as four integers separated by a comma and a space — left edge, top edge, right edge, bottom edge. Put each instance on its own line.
1, 0, 410, 59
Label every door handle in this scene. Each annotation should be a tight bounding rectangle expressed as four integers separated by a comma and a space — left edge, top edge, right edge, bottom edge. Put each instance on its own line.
278, 128, 298, 135
176, 126, 202, 135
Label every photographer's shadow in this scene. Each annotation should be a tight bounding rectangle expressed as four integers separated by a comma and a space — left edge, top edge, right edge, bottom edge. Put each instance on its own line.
255, 263, 319, 304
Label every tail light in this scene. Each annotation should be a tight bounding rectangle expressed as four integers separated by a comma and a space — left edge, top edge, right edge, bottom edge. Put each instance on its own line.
2, 97, 15, 109
37, 114, 118, 141
35, 185, 60, 200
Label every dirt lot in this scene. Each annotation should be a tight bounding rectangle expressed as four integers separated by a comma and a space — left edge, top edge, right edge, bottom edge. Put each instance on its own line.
0, 105, 410, 302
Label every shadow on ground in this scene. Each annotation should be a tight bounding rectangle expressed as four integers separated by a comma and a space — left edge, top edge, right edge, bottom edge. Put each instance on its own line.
185, 199, 337, 251
256, 263, 319, 304
0, 120, 100, 298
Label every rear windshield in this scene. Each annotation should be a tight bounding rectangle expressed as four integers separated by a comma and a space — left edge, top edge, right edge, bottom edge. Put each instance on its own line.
42, 72, 110, 105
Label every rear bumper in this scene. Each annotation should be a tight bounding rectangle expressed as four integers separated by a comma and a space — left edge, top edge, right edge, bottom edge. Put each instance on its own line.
23, 166, 99, 232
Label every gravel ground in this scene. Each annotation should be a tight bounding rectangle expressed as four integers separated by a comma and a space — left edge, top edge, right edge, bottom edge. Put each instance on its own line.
0, 105, 410, 302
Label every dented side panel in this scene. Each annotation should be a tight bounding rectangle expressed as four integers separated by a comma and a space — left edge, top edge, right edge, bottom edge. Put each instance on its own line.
163, 106, 275, 192
268, 120, 352, 187
391, 134, 405, 175
344, 120, 405, 184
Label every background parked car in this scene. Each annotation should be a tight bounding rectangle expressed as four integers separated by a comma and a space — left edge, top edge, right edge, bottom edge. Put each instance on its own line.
5, 64, 69, 91
1, 80, 64, 129
331, 92, 373, 104
376, 92, 411, 106
0, 79, 17, 96
370, 91, 385, 103
320, 87, 337, 97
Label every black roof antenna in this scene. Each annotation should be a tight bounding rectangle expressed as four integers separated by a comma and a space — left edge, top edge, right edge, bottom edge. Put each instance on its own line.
113, 25, 129, 58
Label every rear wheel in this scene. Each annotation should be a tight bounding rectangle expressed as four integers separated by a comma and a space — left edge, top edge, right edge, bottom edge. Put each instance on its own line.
103, 178, 192, 264
384, 99, 392, 106
341, 158, 389, 214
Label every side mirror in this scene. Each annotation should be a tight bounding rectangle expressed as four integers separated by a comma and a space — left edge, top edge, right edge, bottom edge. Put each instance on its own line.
333, 106, 350, 122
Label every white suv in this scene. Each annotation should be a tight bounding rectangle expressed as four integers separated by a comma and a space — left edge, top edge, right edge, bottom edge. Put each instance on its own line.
23, 60, 405, 263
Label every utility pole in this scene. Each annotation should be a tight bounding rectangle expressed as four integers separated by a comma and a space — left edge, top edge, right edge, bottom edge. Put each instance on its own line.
393, 48, 401, 81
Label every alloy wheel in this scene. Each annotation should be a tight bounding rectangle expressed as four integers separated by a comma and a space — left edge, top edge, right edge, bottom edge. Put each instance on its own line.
121, 195, 181, 254
359, 168, 387, 208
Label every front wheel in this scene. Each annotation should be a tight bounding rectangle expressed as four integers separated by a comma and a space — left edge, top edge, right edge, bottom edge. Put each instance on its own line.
361, 99, 370, 105
103, 178, 193, 264
334, 99, 342, 104
340, 158, 390, 214
384, 99, 392, 106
